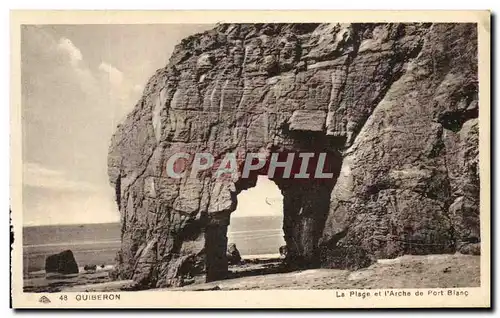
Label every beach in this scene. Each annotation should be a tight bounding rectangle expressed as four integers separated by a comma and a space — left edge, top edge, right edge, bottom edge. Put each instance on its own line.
23, 216, 286, 292
22, 219, 480, 293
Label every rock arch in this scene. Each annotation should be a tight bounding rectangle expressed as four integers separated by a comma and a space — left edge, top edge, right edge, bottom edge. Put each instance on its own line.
108, 23, 480, 288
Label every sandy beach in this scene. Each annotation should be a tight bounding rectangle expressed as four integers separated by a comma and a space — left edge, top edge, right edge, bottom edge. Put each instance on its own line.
56, 254, 480, 292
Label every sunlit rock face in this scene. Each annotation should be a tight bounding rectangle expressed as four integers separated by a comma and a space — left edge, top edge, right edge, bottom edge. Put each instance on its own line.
108, 23, 479, 288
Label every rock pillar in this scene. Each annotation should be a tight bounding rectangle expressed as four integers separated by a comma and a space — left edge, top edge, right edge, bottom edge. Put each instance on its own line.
204, 214, 230, 282
281, 183, 333, 268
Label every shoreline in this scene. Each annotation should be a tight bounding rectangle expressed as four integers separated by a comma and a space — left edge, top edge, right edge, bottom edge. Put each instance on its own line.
22, 253, 283, 293
23, 253, 480, 293
24, 253, 281, 277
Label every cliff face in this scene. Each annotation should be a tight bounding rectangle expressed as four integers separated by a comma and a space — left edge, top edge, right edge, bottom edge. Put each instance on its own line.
108, 23, 479, 288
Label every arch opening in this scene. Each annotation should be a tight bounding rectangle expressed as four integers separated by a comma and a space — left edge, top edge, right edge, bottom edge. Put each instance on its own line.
228, 175, 285, 259
204, 144, 343, 282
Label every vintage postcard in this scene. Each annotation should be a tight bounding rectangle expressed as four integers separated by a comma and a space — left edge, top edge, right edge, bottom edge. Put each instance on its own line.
10, 10, 491, 309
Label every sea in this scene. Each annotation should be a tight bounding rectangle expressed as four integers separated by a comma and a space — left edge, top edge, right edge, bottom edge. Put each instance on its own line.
23, 215, 285, 276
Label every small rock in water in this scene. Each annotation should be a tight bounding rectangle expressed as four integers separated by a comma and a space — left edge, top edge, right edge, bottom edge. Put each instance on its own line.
84, 264, 97, 272
279, 245, 288, 258
227, 243, 242, 265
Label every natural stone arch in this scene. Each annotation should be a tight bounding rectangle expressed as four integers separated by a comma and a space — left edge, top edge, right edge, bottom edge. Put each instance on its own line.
108, 23, 480, 288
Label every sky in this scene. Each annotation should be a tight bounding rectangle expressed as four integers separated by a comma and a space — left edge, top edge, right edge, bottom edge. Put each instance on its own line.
21, 24, 283, 226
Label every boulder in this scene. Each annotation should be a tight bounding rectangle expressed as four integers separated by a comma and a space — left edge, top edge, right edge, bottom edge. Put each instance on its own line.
227, 243, 242, 265
45, 250, 79, 275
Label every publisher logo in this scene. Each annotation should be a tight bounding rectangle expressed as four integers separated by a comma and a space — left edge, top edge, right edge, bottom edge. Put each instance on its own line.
39, 295, 51, 304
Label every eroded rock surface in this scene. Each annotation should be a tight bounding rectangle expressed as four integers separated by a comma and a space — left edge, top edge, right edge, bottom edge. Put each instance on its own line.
108, 23, 479, 287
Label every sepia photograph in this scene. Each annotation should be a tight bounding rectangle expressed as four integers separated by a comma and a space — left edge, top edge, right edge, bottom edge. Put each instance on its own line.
10, 10, 490, 308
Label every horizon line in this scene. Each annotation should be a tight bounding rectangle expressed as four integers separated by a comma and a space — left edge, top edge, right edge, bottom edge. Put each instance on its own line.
22, 214, 283, 228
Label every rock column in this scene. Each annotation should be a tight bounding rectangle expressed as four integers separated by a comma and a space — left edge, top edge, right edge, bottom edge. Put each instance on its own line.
204, 214, 230, 282
281, 183, 333, 268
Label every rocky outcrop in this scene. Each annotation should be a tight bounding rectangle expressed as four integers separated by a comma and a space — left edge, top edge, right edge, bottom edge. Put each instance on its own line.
108, 23, 480, 287
320, 23, 480, 267
45, 250, 79, 275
